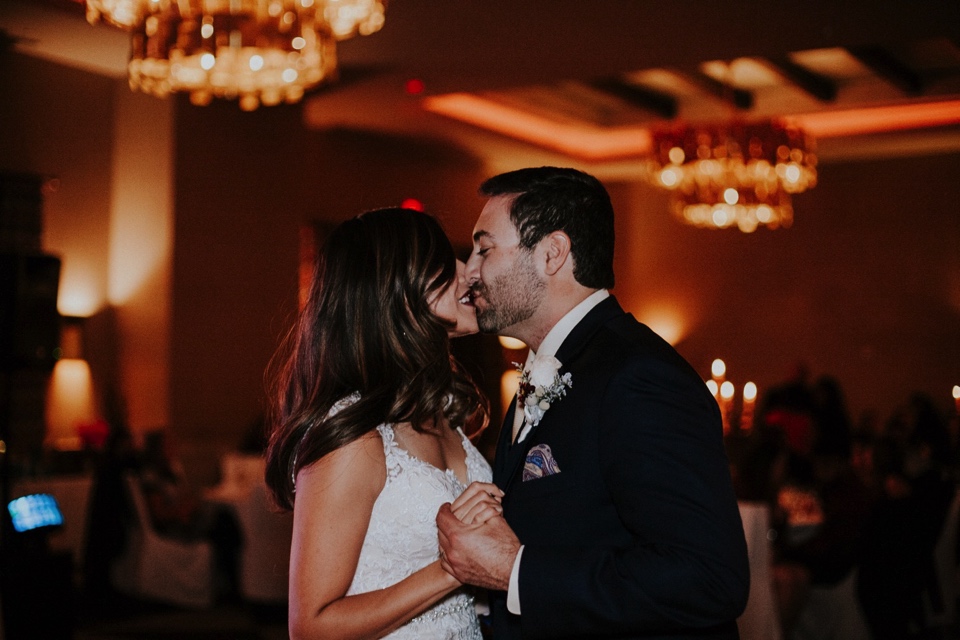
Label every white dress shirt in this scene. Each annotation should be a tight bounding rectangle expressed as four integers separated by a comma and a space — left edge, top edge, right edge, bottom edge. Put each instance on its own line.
506, 288, 609, 614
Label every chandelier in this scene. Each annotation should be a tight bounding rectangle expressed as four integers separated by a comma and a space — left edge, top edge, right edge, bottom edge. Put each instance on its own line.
645, 119, 817, 232
85, 0, 386, 110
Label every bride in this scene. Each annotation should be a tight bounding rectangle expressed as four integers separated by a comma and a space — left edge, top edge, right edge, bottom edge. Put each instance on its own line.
264, 208, 503, 639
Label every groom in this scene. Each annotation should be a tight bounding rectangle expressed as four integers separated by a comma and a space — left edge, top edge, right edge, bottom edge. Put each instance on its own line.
437, 167, 749, 639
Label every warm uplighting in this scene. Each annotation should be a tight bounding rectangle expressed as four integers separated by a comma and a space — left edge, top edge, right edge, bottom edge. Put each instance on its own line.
422, 91, 960, 165
86, 0, 386, 110
423, 93, 654, 162
787, 100, 960, 139
46, 359, 97, 449
45, 317, 103, 448
57, 283, 103, 318
498, 336, 527, 350
646, 120, 817, 232
501, 369, 522, 414
635, 305, 687, 346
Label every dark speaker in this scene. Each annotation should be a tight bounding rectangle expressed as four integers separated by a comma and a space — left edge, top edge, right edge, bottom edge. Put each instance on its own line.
0, 253, 62, 372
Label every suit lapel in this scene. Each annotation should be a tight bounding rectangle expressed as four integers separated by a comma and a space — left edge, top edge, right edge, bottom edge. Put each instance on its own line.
495, 296, 627, 491
553, 295, 623, 366
494, 396, 518, 485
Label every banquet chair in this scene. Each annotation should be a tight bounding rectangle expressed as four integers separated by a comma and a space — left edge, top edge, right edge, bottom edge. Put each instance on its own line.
110, 474, 215, 609
790, 568, 870, 640
923, 488, 960, 631
736, 501, 782, 640
219, 452, 266, 494
233, 481, 293, 604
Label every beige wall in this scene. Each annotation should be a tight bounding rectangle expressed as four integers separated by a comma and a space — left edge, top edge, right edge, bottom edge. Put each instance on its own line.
107, 86, 173, 434
1, 52, 172, 446
3, 50, 959, 483
613, 159, 960, 425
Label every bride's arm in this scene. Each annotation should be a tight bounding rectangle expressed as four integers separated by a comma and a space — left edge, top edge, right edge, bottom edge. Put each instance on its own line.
288, 432, 461, 640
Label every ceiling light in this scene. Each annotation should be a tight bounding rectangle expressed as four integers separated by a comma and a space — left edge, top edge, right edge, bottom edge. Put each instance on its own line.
85, 0, 387, 110
646, 120, 817, 232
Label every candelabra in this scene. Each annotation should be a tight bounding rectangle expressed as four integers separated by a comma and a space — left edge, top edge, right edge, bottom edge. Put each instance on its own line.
705, 359, 757, 434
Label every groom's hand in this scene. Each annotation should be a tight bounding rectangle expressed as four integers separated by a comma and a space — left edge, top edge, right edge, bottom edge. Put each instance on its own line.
437, 502, 519, 591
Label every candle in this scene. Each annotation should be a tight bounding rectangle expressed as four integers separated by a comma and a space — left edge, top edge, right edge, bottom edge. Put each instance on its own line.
720, 381, 735, 434
711, 359, 726, 382
953, 385, 960, 415
741, 382, 757, 432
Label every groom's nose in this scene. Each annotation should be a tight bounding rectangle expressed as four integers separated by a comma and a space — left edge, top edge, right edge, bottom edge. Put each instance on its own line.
464, 252, 481, 285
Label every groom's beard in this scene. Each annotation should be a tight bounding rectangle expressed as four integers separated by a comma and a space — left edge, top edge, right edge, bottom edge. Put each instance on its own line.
474, 253, 545, 334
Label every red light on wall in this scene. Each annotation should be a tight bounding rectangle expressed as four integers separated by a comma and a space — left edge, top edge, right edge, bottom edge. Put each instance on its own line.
401, 198, 424, 211
404, 79, 425, 95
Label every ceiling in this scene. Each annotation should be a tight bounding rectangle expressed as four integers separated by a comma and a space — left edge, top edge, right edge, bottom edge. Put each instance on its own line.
3, 0, 960, 174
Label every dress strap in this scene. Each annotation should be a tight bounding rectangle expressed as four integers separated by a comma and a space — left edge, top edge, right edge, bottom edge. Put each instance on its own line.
376, 424, 403, 480
291, 392, 362, 489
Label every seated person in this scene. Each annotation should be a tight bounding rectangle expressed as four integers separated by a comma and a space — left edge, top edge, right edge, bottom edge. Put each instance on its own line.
137, 429, 242, 597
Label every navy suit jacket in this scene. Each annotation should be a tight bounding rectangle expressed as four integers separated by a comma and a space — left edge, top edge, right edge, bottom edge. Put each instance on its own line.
490, 296, 749, 639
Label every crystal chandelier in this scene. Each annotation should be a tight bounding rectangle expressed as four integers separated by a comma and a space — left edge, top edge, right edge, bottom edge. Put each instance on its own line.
645, 120, 817, 232
85, 0, 386, 111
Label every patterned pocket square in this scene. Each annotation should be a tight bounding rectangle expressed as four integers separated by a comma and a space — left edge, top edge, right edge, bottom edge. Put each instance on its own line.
523, 444, 561, 481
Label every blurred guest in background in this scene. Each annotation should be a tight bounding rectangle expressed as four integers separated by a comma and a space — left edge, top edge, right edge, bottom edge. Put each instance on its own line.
747, 374, 870, 638
856, 392, 957, 640
83, 418, 140, 600
138, 429, 242, 599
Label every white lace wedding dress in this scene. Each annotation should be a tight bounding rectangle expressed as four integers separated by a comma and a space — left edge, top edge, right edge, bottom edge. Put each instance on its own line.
345, 421, 491, 639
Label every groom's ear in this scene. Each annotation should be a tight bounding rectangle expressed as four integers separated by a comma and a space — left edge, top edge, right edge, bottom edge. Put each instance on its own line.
541, 231, 572, 276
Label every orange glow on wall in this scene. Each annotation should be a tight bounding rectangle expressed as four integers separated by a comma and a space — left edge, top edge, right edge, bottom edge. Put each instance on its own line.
57, 279, 103, 317
635, 305, 687, 346
107, 92, 173, 307
498, 336, 527, 350
501, 369, 522, 413
45, 358, 97, 449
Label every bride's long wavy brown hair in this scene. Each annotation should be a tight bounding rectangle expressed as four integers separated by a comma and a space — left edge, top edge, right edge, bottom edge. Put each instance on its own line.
264, 208, 488, 511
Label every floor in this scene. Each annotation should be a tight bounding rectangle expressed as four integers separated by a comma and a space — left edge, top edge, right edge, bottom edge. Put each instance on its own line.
72, 589, 290, 640
2, 585, 288, 640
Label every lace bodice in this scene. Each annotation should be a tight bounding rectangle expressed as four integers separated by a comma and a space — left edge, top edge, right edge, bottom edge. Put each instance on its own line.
346, 422, 492, 639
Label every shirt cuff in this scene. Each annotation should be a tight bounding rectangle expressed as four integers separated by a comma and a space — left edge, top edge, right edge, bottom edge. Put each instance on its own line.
507, 545, 524, 614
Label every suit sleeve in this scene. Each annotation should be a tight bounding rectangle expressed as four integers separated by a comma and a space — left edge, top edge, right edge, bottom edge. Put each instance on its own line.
517, 356, 750, 637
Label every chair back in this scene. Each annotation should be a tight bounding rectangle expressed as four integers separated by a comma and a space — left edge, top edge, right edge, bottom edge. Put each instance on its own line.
122, 474, 155, 533
925, 488, 960, 628
737, 501, 782, 640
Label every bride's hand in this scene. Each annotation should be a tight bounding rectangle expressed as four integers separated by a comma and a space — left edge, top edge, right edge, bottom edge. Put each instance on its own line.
451, 482, 504, 525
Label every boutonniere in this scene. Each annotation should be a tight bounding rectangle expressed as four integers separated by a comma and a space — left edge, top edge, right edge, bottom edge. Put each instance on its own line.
515, 355, 573, 427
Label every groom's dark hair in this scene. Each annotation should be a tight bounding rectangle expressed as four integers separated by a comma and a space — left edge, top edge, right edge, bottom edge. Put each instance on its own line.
479, 166, 615, 289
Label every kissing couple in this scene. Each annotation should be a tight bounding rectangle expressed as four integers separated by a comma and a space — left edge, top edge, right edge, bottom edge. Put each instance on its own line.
264, 166, 750, 639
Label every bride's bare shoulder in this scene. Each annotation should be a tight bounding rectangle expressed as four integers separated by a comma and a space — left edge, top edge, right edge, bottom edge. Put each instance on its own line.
295, 430, 387, 502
